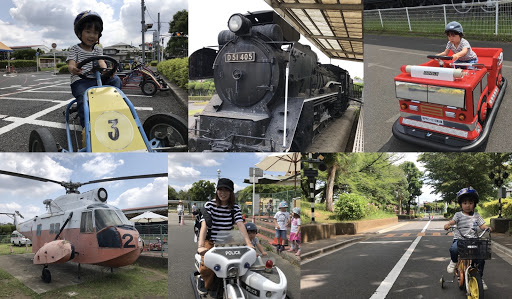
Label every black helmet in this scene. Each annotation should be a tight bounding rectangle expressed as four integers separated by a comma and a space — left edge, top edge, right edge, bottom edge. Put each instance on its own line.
74, 11, 103, 40
245, 222, 257, 232
456, 187, 479, 205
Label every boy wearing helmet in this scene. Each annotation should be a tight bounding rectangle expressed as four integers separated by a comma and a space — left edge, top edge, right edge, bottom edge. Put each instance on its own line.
66, 11, 122, 128
443, 187, 491, 290
273, 201, 290, 252
245, 222, 268, 257
436, 21, 478, 66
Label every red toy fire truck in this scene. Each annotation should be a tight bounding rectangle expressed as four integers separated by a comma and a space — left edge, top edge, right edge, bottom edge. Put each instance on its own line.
392, 48, 507, 151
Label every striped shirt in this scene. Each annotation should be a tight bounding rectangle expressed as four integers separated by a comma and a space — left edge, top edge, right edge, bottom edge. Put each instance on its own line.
445, 38, 477, 62
66, 44, 103, 84
452, 211, 485, 239
201, 199, 243, 242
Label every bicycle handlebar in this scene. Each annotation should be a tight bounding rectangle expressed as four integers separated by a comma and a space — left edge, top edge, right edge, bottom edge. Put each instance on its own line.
445, 226, 491, 238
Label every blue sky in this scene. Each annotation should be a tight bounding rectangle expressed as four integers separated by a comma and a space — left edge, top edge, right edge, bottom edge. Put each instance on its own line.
0, 153, 168, 224
168, 153, 294, 192
0, 0, 187, 49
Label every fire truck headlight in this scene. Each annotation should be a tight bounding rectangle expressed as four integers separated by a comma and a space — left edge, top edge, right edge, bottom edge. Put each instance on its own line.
409, 105, 418, 111
445, 112, 456, 118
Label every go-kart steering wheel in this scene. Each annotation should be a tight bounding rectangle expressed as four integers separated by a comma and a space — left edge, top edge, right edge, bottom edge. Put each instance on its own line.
427, 55, 453, 60
76, 55, 119, 81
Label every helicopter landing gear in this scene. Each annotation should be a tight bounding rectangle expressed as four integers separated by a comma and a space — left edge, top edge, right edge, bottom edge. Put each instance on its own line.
77, 263, 81, 280
41, 265, 51, 283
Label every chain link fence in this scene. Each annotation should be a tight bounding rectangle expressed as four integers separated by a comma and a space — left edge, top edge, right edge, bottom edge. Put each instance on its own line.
364, 0, 512, 38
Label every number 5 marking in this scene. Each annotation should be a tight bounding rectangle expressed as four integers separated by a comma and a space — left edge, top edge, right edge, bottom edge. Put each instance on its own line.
108, 119, 119, 140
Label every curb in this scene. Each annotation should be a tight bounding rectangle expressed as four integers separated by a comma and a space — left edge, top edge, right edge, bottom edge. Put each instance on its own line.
148, 66, 187, 108
493, 240, 512, 258
301, 237, 365, 262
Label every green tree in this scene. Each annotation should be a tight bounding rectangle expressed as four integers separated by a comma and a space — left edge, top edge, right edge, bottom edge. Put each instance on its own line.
166, 10, 188, 58
188, 180, 216, 202
400, 161, 423, 215
418, 153, 509, 204
168, 186, 179, 200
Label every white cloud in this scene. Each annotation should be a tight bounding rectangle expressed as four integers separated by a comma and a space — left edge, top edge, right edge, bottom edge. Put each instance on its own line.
110, 177, 167, 208
168, 153, 221, 167
82, 154, 124, 177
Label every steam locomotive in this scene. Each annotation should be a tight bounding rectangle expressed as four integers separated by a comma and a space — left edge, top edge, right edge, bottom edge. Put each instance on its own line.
189, 10, 356, 152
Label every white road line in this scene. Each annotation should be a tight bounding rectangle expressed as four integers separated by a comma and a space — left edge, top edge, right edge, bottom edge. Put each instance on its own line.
0, 99, 72, 136
0, 115, 7, 119
0, 85, 22, 90
24, 90, 70, 93
0, 97, 64, 102
301, 241, 359, 266
359, 241, 413, 244
124, 94, 153, 98
370, 220, 431, 299
366, 62, 396, 71
380, 48, 426, 56
375, 222, 410, 234
4, 117, 80, 130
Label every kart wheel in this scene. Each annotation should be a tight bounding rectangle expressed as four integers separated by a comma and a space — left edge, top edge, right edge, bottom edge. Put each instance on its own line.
41, 267, 51, 283
478, 97, 488, 126
29, 128, 58, 152
467, 271, 483, 299
143, 114, 187, 151
141, 80, 158, 96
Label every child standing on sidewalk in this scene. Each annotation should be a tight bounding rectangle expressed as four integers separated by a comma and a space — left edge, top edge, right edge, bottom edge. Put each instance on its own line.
274, 201, 290, 253
288, 207, 301, 256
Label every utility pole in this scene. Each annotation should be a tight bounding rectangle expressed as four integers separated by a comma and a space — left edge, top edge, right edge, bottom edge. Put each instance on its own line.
157, 13, 161, 63
141, 0, 146, 64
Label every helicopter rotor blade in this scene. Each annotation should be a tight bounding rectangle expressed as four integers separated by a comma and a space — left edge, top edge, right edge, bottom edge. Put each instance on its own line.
0, 170, 63, 186
81, 173, 168, 186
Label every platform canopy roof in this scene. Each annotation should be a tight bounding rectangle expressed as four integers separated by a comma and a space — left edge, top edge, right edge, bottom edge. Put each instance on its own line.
264, 0, 363, 62
0, 42, 13, 52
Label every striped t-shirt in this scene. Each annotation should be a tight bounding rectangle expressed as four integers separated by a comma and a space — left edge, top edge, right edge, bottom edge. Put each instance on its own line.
201, 199, 243, 242
66, 44, 103, 84
452, 211, 485, 239
445, 38, 477, 62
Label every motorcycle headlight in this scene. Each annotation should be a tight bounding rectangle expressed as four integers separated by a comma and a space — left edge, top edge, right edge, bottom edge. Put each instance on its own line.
227, 266, 238, 278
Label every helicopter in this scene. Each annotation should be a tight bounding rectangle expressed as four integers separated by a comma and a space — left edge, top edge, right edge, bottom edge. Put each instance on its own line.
0, 169, 167, 283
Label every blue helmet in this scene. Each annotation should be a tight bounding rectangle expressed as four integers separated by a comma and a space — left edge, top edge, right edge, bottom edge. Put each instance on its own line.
456, 187, 479, 205
292, 207, 300, 215
279, 201, 288, 208
245, 222, 257, 232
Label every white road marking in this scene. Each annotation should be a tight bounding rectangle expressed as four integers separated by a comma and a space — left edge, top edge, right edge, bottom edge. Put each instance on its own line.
366, 63, 396, 71
301, 241, 359, 266
4, 117, 80, 130
375, 222, 410, 234
24, 90, 70, 93
0, 97, 64, 102
0, 115, 7, 119
380, 48, 426, 56
0, 85, 22, 90
0, 99, 72, 136
359, 241, 413, 244
34, 78, 54, 81
370, 220, 431, 299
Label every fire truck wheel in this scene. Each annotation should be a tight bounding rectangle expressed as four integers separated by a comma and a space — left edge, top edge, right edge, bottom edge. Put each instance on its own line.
478, 97, 488, 126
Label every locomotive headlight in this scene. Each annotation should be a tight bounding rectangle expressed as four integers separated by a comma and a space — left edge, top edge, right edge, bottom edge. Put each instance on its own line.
228, 14, 252, 35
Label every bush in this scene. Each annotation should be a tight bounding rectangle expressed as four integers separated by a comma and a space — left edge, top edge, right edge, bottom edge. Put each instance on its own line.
58, 65, 69, 74
334, 193, 368, 220
503, 202, 512, 218
444, 205, 460, 219
150, 60, 158, 66
0, 60, 37, 69
57, 62, 67, 68
366, 202, 379, 216
481, 198, 512, 217
156, 57, 188, 88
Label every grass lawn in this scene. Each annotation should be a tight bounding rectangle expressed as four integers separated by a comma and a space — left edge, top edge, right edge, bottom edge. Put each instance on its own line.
0, 243, 32, 255
0, 260, 167, 298
188, 108, 203, 116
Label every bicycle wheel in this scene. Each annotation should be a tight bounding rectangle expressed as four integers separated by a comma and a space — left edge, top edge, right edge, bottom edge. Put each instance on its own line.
457, 262, 465, 290
466, 270, 484, 299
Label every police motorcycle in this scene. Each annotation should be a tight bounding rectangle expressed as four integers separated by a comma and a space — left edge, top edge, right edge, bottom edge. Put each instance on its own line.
191, 229, 287, 299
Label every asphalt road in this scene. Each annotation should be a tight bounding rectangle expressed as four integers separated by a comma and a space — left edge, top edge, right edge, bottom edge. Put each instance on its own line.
364, 34, 512, 152
301, 217, 512, 298
168, 212, 301, 299
0, 71, 186, 152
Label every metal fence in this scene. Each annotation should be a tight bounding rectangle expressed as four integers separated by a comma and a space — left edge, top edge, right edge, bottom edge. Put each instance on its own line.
364, 0, 512, 37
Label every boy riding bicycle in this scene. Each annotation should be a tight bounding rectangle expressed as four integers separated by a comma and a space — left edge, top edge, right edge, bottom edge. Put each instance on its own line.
444, 187, 491, 290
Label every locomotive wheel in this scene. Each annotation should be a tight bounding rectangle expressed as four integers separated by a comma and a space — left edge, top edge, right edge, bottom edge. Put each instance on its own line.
141, 80, 158, 96
29, 128, 58, 152
478, 97, 488, 126
143, 114, 188, 150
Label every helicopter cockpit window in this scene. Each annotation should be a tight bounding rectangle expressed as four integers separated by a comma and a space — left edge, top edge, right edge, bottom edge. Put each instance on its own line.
80, 211, 93, 233
36, 224, 42, 236
115, 210, 133, 226
94, 209, 123, 231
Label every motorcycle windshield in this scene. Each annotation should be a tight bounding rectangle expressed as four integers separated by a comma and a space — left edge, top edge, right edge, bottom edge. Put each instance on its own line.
215, 229, 247, 246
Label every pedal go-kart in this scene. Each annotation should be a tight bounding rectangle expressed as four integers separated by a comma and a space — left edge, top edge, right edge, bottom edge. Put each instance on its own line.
116, 62, 169, 96
191, 231, 287, 299
392, 48, 507, 151
28, 55, 187, 152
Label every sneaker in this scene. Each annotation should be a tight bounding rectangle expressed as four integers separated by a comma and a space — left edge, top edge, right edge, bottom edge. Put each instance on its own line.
295, 249, 301, 256
482, 279, 488, 291
287, 248, 294, 252
447, 261, 457, 273
197, 277, 207, 295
